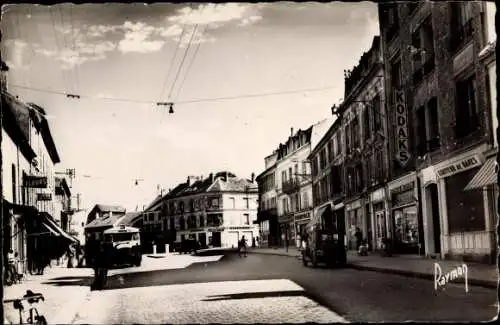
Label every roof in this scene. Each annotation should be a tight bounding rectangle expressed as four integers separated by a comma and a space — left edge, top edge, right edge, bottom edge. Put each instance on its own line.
310, 117, 336, 151
92, 204, 127, 213
256, 163, 277, 181
208, 177, 258, 193
309, 116, 341, 157
28, 104, 61, 164
115, 212, 142, 227
85, 213, 123, 230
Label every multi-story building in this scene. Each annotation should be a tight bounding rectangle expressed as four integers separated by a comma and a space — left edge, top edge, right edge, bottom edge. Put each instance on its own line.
332, 36, 389, 251
255, 151, 279, 247
308, 117, 345, 243
143, 172, 259, 250
2, 90, 77, 273
55, 177, 72, 232
379, 1, 497, 263
275, 122, 332, 249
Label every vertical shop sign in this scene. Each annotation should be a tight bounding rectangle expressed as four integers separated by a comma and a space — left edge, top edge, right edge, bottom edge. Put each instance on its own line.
394, 90, 410, 166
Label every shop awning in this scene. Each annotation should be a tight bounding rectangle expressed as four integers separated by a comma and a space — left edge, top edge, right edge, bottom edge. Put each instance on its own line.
464, 157, 498, 191
41, 213, 79, 243
41, 221, 60, 236
306, 204, 331, 231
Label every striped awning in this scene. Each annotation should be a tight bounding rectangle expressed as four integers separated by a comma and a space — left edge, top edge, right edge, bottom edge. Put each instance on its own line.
464, 157, 498, 191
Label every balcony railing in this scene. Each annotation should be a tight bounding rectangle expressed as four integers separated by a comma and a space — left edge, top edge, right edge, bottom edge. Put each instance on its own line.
282, 178, 300, 194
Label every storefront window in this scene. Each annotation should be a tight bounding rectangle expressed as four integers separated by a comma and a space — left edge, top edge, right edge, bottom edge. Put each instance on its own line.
445, 168, 485, 232
394, 206, 418, 246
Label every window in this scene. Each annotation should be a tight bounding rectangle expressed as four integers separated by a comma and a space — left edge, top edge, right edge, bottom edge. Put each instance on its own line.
336, 132, 342, 156
373, 95, 382, 132
243, 214, 250, 225
365, 155, 372, 186
302, 192, 309, 209
199, 215, 205, 227
243, 197, 249, 209
363, 105, 371, 141
355, 164, 363, 192
384, 4, 400, 41
416, 105, 427, 156
328, 140, 334, 161
450, 2, 474, 52
331, 165, 342, 195
445, 168, 485, 232
375, 150, 385, 182
412, 17, 435, 86
12, 164, 16, 204
320, 148, 327, 170
427, 97, 440, 151
302, 162, 308, 176
294, 164, 298, 179
345, 123, 351, 154
390, 57, 402, 92
455, 75, 479, 138
229, 197, 235, 209
351, 116, 360, 149
282, 170, 287, 184
288, 167, 292, 180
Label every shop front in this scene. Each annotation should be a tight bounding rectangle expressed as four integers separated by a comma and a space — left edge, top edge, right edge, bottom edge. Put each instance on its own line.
345, 199, 365, 250
434, 146, 495, 263
369, 187, 388, 251
294, 210, 312, 248
388, 173, 421, 254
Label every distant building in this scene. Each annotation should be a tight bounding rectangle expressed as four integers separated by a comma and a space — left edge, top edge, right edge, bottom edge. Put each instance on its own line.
84, 204, 127, 242
256, 152, 279, 247
55, 177, 72, 232
142, 172, 258, 251
85, 204, 126, 225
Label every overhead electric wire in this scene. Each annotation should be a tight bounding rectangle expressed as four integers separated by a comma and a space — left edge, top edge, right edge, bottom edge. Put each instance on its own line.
49, 6, 70, 95
172, 25, 205, 102
6, 83, 337, 105
157, 22, 189, 102
166, 24, 199, 101
67, 4, 81, 93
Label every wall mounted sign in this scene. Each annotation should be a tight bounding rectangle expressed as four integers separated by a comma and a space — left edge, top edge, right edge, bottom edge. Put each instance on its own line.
394, 90, 410, 167
37, 193, 52, 201
436, 155, 482, 178
23, 175, 48, 188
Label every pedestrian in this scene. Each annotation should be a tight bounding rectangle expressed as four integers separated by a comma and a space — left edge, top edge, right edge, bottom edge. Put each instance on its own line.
238, 236, 247, 257
355, 227, 363, 251
91, 241, 113, 290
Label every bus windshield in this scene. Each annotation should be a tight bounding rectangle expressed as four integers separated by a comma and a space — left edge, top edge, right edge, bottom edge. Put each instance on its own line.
104, 232, 139, 242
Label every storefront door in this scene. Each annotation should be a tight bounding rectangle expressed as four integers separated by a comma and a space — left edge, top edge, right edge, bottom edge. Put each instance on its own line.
375, 210, 386, 250
393, 205, 419, 254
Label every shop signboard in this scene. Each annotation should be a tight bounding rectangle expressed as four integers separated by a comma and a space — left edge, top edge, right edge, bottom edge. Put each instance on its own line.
394, 90, 410, 167
436, 155, 482, 178
37, 193, 52, 201
23, 175, 48, 188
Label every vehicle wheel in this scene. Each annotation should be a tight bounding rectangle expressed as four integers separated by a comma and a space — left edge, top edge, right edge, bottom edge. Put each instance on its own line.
311, 255, 317, 268
136, 257, 142, 267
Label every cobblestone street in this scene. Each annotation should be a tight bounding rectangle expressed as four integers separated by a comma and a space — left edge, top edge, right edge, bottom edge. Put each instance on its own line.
72, 279, 346, 324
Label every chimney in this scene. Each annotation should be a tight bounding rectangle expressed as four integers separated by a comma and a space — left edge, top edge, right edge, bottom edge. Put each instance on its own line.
251, 172, 255, 183
210, 173, 214, 183
291, 127, 294, 137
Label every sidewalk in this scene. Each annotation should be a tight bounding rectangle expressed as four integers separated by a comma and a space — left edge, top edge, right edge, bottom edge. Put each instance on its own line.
3, 264, 93, 325
248, 247, 499, 289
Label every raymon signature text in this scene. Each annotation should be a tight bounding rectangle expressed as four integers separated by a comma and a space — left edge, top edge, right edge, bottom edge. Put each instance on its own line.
434, 263, 469, 293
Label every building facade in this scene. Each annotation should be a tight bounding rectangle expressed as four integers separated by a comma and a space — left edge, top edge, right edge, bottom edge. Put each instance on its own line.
309, 117, 345, 244
2, 91, 77, 273
332, 36, 389, 251
255, 151, 279, 247
143, 172, 259, 250
379, 1, 497, 262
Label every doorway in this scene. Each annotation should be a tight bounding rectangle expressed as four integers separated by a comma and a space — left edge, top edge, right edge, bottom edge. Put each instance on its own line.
428, 183, 441, 254
212, 232, 221, 247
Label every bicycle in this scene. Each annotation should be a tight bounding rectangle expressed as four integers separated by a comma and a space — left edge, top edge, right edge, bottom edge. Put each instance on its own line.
3, 290, 47, 325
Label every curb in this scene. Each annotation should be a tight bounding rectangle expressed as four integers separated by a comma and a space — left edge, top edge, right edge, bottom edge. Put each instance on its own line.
346, 263, 498, 290
249, 250, 497, 290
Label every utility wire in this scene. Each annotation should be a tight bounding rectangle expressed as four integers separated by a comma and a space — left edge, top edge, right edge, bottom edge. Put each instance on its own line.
5, 84, 338, 105
173, 25, 205, 102
49, 6, 70, 95
157, 22, 189, 103
166, 24, 199, 101
68, 4, 81, 93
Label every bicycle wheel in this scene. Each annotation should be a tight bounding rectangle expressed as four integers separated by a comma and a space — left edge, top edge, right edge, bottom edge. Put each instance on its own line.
35, 315, 48, 325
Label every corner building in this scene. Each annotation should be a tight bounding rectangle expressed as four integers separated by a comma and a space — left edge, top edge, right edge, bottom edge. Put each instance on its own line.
379, 2, 497, 262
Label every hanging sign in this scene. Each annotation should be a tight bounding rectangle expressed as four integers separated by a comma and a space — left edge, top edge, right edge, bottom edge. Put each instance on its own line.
436, 155, 482, 178
23, 175, 48, 188
394, 90, 410, 166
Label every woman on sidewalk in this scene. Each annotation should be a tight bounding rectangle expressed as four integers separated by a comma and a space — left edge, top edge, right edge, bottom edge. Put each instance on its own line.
238, 236, 248, 258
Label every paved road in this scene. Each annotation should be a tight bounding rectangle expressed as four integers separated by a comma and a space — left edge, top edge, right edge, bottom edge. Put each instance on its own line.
72, 253, 498, 323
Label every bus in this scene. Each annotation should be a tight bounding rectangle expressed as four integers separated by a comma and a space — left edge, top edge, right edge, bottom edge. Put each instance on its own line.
103, 225, 142, 267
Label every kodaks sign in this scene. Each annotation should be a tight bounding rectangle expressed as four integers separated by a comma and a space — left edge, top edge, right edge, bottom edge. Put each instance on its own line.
394, 90, 410, 167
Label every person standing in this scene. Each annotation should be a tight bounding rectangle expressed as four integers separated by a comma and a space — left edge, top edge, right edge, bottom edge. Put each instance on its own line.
355, 227, 363, 251
238, 236, 247, 257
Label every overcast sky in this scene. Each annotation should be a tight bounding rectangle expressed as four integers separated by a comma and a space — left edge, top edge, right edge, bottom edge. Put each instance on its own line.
2, 2, 380, 212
